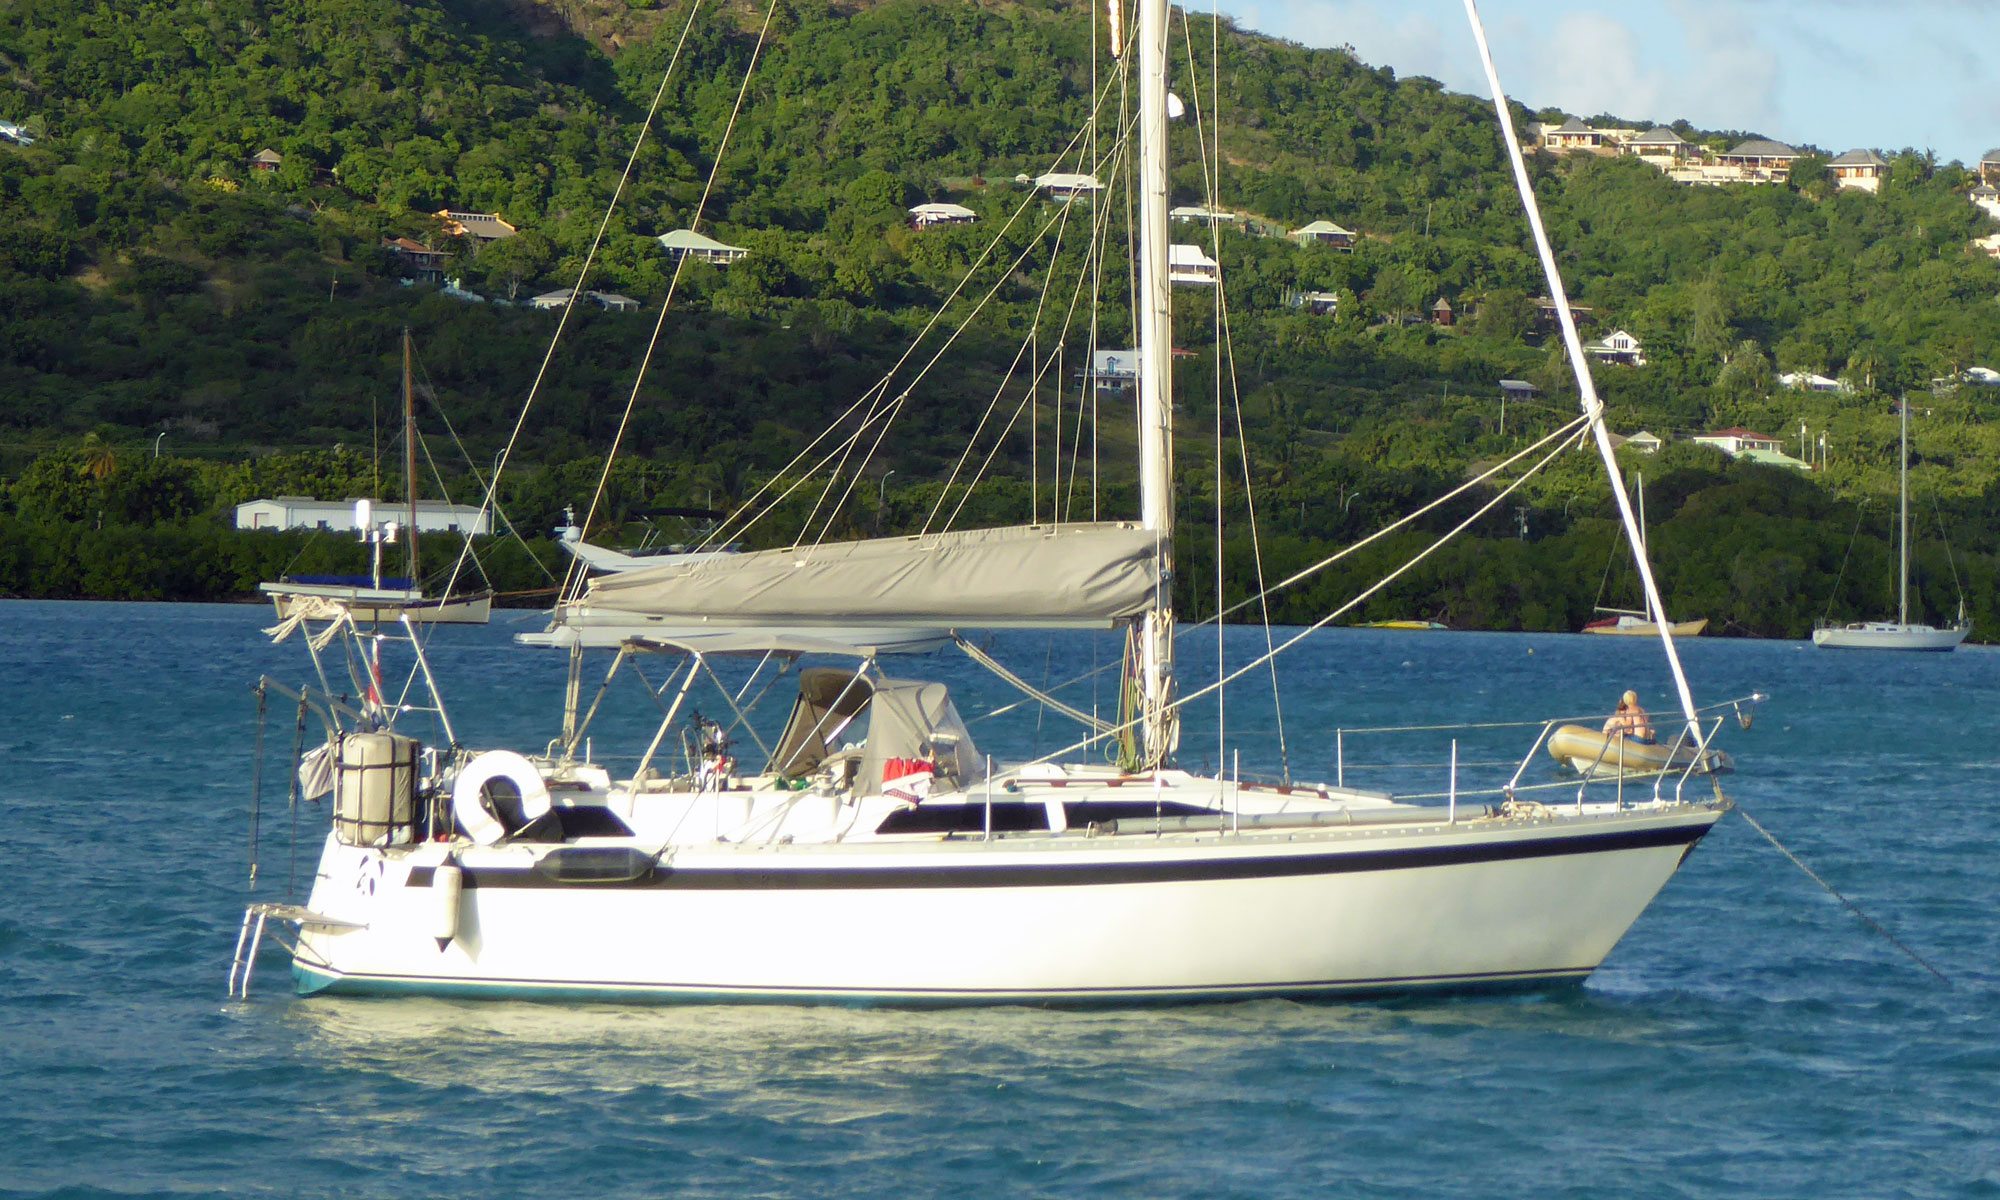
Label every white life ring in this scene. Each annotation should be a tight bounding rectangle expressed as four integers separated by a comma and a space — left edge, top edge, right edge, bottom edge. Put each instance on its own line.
452, 750, 552, 845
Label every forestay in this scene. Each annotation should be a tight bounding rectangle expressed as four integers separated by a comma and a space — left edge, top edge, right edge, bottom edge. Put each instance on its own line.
585, 522, 1160, 628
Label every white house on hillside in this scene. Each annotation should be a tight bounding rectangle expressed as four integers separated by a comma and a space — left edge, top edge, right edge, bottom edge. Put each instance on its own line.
1981, 148, 2000, 188
1582, 329, 1646, 366
1622, 126, 1689, 164
435, 210, 518, 241
1970, 184, 2000, 221
1167, 243, 1219, 286
1830, 149, 1888, 193
657, 229, 748, 264
235, 497, 490, 535
1170, 205, 1238, 225
1715, 139, 1800, 181
1290, 290, 1340, 316
1086, 349, 1140, 392
528, 288, 639, 312
909, 202, 976, 228
1777, 370, 1852, 394
1690, 427, 1783, 457
1291, 220, 1357, 249
1024, 172, 1103, 200
1543, 117, 1604, 151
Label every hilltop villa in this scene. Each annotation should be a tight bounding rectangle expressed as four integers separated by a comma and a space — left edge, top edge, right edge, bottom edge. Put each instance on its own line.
909, 202, 976, 229
1622, 127, 1690, 164
1830, 149, 1889, 193
1024, 172, 1103, 201
1970, 185, 2000, 221
1167, 243, 1219, 286
1291, 220, 1357, 249
657, 229, 748, 265
1582, 329, 1646, 367
1778, 371, 1854, 394
1691, 427, 1783, 457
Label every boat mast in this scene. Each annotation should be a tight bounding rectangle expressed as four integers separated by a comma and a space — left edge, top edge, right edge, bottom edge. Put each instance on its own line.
404, 328, 419, 590
1134, 0, 1176, 765
1898, 396, 1909, 626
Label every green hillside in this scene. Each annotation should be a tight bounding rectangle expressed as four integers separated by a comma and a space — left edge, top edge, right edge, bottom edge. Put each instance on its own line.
1, 0, 1998, 635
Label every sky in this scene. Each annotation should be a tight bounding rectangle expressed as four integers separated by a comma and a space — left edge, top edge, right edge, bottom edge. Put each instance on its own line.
1214, 1, 2000, 167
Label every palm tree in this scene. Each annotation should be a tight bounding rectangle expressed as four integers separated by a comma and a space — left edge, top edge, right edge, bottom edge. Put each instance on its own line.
79, 433, 117, 481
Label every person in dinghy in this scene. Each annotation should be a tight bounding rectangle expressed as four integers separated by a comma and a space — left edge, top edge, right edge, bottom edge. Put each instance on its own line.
1603, 690, 1655, 744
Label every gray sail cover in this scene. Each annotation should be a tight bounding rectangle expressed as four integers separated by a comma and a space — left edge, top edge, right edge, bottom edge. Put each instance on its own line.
584, 523, 1160, 628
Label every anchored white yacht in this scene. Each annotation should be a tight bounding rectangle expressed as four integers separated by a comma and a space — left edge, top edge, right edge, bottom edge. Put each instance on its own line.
1814, 399, 1970, 651
230, 0, 1744, 1005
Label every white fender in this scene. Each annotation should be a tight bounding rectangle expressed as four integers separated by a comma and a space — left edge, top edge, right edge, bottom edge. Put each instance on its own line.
425, 862, 463, 942
452, 750, 552, 846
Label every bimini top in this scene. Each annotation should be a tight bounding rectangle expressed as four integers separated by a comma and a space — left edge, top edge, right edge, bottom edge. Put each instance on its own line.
585, 522, 1162, 631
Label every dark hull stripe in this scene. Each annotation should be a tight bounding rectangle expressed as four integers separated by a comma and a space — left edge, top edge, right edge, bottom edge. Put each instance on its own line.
295, 961, 1595, 1006
410, 819, 1715, 892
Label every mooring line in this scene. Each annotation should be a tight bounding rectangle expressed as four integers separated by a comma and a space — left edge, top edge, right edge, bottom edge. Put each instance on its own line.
1735, 806, 1950, 986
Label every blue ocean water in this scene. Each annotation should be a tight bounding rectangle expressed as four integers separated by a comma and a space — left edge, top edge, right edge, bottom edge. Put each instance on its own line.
5, 598, 1997, 1198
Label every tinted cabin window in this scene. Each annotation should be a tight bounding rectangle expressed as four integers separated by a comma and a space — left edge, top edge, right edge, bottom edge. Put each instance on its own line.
873, 799, 1210, 835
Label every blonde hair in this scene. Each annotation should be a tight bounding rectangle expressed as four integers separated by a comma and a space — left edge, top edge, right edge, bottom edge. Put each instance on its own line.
1621, 690, 1639, 706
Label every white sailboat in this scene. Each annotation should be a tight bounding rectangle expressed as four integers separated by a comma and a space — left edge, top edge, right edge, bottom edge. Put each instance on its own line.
260, 330, 494, 625
1584, 473, 1707, 637
230, 0, 1743, 1005
1813, 399, 1970, 651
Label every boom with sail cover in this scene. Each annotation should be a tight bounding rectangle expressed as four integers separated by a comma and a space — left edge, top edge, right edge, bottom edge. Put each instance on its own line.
583, 522, 1159, 629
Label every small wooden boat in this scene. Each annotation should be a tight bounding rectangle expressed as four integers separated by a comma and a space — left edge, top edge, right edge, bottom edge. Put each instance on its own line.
1359, 619, 1450, 630
1583, 612, 1707, 637
1545, 724, 1733, 777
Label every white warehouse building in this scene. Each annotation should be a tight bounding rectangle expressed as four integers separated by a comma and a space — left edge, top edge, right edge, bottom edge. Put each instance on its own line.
234, 497, 491, 535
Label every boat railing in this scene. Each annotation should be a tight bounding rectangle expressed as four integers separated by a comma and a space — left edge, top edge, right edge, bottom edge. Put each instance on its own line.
1339, 695, 1762, 813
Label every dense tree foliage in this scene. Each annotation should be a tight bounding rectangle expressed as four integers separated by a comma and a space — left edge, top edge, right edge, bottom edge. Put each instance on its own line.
0, 0, 1997, 635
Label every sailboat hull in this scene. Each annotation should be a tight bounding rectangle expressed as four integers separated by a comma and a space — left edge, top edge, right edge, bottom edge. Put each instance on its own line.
1583, 616, 1706, 637
288, 805, 1722, 1004
1811, 622, 1969, 651
263, 583, 493, 625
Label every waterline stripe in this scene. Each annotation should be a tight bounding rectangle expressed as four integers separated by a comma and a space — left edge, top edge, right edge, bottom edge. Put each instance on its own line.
293, 960, 1595, 1005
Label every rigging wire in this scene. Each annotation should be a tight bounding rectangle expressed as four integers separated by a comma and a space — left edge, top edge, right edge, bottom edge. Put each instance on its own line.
1821, 503, 1868, 624
568, 0, 779, 607
758, 70, 1135, 550
1020, 415, 1589, 768
464, 0, 707, 607
965, 414, 1597, 712
936, 137, 1132, 535
1173, 5, 1290, 779
704, 81, 1127, 554
406, 343, 558, 588
1929, 487, 1968, 616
